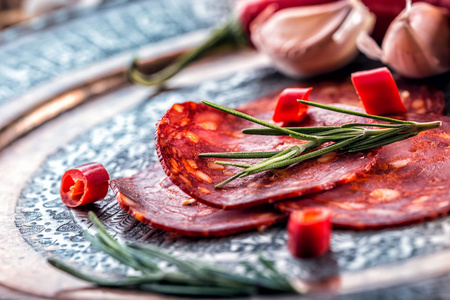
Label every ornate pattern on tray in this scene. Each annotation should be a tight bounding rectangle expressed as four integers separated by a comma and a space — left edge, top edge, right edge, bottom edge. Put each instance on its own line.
15, 68, 450, 288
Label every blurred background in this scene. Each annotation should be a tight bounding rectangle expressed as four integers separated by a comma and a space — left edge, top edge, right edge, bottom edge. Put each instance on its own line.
0, 0, 101, 29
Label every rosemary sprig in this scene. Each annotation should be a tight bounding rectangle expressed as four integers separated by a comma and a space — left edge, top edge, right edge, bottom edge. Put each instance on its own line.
200, 101, 441, 187
48, 212, 296, 297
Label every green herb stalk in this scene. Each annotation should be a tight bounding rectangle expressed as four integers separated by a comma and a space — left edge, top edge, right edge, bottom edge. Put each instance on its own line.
48, 212, 297, 297
200, 100, 441, 187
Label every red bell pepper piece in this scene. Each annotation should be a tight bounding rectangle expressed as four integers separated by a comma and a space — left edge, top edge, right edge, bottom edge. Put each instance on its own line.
272, 87, 312, 123
351, 67, 406, 116
60, 162, 110, 207
287, 207, 332, 258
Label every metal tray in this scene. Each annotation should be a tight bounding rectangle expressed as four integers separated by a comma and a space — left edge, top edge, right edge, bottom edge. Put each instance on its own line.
2, 0, 450, 299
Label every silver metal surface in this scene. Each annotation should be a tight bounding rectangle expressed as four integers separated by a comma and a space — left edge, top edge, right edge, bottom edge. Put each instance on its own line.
1, 0, 450, 299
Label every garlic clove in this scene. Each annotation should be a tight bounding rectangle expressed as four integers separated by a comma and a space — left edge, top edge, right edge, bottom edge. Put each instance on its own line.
357, 1, 450, 78
250, 0, 375, 78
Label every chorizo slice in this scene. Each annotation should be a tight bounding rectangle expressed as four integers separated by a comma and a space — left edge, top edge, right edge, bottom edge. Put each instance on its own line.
276, 114, 450, 229
110, 163, 286, 237
156, 100, 378, 209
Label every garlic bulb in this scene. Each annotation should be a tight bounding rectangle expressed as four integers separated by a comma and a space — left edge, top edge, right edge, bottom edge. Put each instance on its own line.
357, 0, 450, 78
250, 0, 375, 78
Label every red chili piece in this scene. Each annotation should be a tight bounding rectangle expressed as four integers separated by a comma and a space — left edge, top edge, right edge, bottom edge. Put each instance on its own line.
351, 67, 406, 116
272, 87, 312, 123
287, 207, 332, 258
60, 162, 110, 207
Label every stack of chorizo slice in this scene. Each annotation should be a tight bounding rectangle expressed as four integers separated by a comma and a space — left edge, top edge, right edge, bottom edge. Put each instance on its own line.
155, 101, 379, 210
111, 164, 286, 237
277, 114, 450, 229
110, 80, 447, 236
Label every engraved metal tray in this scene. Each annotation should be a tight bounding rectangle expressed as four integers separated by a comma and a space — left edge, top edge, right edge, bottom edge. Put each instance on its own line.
3, 0, 450, 299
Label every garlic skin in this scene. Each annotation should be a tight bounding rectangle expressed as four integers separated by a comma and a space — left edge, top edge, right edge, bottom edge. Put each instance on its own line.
357, 1, 450, 78
250, 0, 375, 78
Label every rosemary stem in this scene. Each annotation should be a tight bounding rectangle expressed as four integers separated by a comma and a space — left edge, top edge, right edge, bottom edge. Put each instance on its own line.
415, 121, 442, 131
127, 17, 248, 87
47, 259, 164, 286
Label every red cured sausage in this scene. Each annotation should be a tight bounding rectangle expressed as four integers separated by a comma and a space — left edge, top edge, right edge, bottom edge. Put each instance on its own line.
276, 114, 450, 229
156, 100, 379, 209
110, 163, 286, 237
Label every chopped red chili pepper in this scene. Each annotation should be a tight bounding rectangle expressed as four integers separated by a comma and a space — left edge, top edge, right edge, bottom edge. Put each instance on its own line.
351, 67, 406, 116
272, 87, 312, 123
287, 207, 332, 258
60, 162, 110, 207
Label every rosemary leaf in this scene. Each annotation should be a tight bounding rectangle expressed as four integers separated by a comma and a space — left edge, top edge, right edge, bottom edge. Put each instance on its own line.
128, 244, 208, 279
215, 144, 314, 187
239, 261, 285, 291
83, 231, 145, 272
297, 100, 414, 124
47, 258, 164, 286
214, 161, 251, 168
257, 255, 295, 292
243, 146, 302, 173
347, 133, 418, 153
126, 247, 161, 272
341, 126, 408, 150
314, 128, 364, 137
341, 122, 405, 128
241, 126, 340, 136
199, 151, 280, 159
139, 282, 254, 297
315, 133, 363, 141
